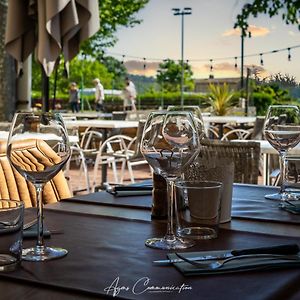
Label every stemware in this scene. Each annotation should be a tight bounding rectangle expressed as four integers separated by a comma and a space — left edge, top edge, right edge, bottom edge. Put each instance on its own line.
7, 112, 71, 261
263, 105, 300, 201
140, 111, 200, 249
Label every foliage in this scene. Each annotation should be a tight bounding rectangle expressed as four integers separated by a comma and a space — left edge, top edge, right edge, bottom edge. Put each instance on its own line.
156, 59, 194, 92
81, 0, 149, 56
252, 92, 273, 115
208, 83, 235, 116
234, 0, 300, 34
99, 56, 127, 89
32, 57, 114, 97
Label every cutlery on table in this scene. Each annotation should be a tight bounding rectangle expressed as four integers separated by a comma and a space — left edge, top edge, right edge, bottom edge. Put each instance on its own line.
175, 252, 300, 270
153, 244, 299, 266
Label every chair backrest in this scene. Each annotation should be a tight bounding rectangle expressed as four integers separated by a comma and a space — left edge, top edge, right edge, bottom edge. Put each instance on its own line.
185, 139, 261, 184
251, 116, 265, 140
112, 111, 127, 120
130, 120, 146, 158
0, 141, 71, 208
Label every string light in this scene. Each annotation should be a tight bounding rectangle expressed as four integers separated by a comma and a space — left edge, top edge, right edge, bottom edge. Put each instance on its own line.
106, 44, 300, 64
121, 54, 125, 64
234, 56, 238, 69
143, 57, 146, 69
260, 53, 264, 66
288, 48, 291, 61
210, 59, 213, 72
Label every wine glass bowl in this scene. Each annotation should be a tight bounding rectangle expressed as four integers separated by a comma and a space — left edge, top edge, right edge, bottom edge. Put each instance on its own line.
7, 112, 71, 261
141, 111, 201, 249
263, 105, 300, 201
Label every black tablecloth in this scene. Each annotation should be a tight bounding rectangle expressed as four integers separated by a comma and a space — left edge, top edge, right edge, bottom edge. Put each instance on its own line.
1, 209, 300, 299
66, 184, 300, 224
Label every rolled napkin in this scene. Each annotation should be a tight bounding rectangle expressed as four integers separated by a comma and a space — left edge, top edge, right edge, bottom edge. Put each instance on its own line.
106, 180, 153, 197
23, 223, 51, 238
166, 246, 300, 276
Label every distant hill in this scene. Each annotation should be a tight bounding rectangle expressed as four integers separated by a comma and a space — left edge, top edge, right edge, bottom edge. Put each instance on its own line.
127, 74, 157, 93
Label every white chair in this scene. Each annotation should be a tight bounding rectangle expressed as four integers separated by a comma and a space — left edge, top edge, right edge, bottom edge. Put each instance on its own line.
221, 128, 253, 141
92, 134, 133, 191
63, 117, 91, 193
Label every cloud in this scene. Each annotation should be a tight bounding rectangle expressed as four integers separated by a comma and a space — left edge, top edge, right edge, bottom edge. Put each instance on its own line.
223, 25, 270, 37
124, 60, 160, 76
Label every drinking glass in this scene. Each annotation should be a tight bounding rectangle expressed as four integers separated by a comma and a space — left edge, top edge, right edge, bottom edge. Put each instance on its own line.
7, 112, 71, 261
141, 111, 200, 249
263, 105, 300, 201
167, 105, 206, 140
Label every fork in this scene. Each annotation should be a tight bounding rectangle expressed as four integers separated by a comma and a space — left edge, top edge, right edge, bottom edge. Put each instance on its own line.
175, 252, 300, 270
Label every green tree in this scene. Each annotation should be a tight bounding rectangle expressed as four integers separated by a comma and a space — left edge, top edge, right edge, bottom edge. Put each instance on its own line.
156, 59, 194, 92
234, 0, 300, 34
82, 0, 149, 56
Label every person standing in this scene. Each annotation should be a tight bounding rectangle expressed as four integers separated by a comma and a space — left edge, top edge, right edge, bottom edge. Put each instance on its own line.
69, 82, 80, 113
93, 78, 105, 111
123, 77, 137, 111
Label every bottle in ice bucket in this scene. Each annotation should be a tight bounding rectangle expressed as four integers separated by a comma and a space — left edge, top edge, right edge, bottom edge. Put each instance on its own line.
151, 173, 168, 219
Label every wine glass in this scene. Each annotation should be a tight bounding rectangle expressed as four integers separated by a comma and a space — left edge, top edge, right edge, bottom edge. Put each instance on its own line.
167, 105, 206, 140
7, 112, 71, 261
263, 105, 300, 201
140, 111, 201, 249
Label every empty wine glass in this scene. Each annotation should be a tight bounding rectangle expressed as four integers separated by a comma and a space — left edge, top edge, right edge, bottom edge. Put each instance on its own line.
7, 112, 71, 261
263, 105, 300, 201
141, 111, 200, 249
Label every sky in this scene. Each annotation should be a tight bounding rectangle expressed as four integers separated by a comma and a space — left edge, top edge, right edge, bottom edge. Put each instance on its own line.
108, 0, 300, 81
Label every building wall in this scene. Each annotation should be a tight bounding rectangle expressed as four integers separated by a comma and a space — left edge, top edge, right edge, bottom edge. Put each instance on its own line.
194, 77, 241, 93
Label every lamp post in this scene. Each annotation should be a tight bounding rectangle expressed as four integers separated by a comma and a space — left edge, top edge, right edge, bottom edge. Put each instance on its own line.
172, 7, 192, 106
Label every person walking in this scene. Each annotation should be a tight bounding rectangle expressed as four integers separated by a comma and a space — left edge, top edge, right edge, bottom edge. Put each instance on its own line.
122, 77, 137, 111
69, 82, 80, 113
93, 78, 105, 111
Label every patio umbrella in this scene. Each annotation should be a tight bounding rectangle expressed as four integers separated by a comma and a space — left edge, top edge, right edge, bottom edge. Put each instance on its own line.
5, 0, 99, 111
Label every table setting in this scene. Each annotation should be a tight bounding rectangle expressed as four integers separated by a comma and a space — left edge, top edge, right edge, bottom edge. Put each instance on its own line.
1, 108, 300, 299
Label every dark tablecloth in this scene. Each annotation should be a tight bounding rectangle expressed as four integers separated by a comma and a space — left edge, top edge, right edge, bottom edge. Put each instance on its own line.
1, 209, 300, 299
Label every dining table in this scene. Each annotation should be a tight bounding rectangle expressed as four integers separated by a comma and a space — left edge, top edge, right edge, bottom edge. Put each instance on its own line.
202, 116, 256, 138
1, 183, 300, 299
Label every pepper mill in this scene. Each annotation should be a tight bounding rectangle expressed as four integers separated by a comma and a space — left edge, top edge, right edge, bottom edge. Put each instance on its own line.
151, 173, 168, 219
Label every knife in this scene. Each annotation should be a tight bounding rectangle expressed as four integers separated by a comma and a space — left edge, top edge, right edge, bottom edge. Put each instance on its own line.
153, 244, 300, 266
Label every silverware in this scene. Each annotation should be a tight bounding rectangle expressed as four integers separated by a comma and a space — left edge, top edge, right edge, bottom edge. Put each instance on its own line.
23, 219, 37, 230
153, 244, 300, 266
175, 252, 300, 270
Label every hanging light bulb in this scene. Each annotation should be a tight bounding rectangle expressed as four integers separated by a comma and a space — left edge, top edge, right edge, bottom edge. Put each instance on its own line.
121, 54, 125, 64
234, 57, 238, 69
143, 57, 146, 69
288, 48, 291, 61
260, 53, 264, 66
210, 59, 213, 72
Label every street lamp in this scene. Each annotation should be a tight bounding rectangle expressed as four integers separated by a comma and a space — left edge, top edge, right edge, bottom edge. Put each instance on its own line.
172, 7, 192, 106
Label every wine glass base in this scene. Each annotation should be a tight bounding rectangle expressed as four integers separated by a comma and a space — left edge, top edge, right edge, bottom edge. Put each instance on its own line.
22, 246, 68, 262
145, 237, 195, 250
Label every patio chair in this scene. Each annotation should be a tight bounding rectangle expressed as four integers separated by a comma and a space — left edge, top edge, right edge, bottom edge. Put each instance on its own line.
92, 134, 133, 191
118, 121, 151, 183
185, 139, 261, 184
221, 128, 253, 141
0, 140, 71, 208
63, 116, 92, 193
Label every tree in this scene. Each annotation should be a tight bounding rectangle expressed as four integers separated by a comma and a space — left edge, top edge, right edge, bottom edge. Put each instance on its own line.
81, 0, 149, 56
234, 0, 300, 34
156, 59, 194, 92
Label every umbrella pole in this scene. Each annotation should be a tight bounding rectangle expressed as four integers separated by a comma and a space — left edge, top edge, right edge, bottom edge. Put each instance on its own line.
41, 66, 50, 112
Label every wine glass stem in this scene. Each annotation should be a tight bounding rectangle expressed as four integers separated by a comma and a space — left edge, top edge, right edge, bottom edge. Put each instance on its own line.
279, 151, 287, 195
34, 183, 45, 249
165, 179, 176, 241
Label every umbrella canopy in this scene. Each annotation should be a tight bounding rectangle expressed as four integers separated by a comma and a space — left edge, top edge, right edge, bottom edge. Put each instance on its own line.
5, 0, 99, 110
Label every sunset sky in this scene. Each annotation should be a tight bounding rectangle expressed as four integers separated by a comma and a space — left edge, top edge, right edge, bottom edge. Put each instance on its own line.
108, 0, 300, 81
